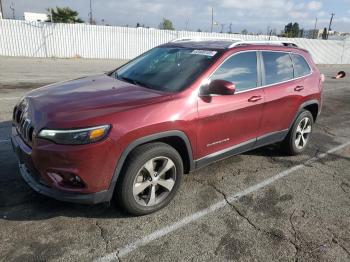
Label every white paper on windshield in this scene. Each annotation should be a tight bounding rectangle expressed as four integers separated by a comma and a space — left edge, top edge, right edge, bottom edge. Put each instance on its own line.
191, 50, 217, 56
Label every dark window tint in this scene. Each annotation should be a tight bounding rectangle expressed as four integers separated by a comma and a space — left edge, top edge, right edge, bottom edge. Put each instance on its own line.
211, 52, 258, 92
291, 53, 311, 77
262, 52, 293, 85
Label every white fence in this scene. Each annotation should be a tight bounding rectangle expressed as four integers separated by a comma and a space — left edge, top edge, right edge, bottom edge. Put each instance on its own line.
1, 19, 349, 64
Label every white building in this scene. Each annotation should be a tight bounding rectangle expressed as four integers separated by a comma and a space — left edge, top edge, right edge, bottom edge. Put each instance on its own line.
24, 12, 48, 22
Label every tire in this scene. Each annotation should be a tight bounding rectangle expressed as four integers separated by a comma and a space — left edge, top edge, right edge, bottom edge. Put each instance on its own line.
116, 142, 183, 216
281, 110, 314, 155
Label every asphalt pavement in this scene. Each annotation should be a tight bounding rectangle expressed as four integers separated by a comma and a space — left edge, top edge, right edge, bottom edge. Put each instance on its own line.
0, 57, 349, 262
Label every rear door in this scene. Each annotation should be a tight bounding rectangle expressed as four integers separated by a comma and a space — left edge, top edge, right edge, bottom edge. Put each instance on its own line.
257, 51, 302, 140
196, 51, 264, 161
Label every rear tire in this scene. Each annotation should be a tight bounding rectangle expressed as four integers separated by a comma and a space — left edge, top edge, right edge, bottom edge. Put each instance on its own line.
116, 142, 183, 216
281, 110, 314, 155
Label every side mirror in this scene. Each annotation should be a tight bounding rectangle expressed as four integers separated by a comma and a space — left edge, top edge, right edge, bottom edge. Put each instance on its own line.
201, 79, 236, 96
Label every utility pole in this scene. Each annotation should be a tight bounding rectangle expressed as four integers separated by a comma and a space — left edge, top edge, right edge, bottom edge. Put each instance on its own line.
220, 24, 225, 33
210, 7, 213, 33
229, 23, 232, 34
327, 13, 335, 39
89, 0, 93, 24
10, 2, 15, 19
313, 17, 318, 39
0, 0, 3, 19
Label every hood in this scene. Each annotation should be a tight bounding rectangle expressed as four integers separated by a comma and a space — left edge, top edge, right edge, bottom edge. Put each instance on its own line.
22, 74, 172, 129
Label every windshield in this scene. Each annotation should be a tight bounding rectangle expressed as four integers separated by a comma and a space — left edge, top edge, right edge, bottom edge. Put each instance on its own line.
112, 47, 221, 92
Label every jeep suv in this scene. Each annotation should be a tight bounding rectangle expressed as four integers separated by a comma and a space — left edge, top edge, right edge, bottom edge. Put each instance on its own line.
12, 38, 323, 215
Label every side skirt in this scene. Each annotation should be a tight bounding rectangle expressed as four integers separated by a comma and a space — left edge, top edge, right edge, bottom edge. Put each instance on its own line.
194, 129, 288, 170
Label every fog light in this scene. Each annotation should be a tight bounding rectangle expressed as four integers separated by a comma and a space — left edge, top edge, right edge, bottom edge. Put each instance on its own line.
47, 171, 85, 189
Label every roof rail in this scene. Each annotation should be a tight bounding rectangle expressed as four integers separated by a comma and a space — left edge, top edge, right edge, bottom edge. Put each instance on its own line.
169, 37, 298, 48
171, 36, 241, 43
228, 40, 298, 48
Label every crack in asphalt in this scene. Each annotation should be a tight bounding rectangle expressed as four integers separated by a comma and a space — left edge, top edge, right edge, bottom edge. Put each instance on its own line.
94, 220, 122, 262
197, 179, 301, 262
311, 164, 350, 195
289, 210, 301, 262
328, 229, 350, 256
95, 221, 109, 254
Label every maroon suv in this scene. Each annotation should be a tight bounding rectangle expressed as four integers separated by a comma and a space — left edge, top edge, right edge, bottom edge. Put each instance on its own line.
12, 39, 323, 215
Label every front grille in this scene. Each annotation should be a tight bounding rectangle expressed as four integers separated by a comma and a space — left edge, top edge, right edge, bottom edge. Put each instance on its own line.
13, 105, 34, 146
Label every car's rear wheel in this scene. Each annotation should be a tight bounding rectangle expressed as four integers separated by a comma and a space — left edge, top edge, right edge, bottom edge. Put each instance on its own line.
281, 110, 314, 155
117, 142, 183, 215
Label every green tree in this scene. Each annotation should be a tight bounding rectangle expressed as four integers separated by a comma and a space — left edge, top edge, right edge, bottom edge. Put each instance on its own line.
322, 27, 328, 39
158, 18, 175, 30
283, 22, 300, 38
241, 29, 248, 35
47, 7, 84, 23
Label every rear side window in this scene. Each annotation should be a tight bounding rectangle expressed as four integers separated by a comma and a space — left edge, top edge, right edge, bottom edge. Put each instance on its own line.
211, 51, 258, 92
262, 51, 293, 85
291, 53, 311, 77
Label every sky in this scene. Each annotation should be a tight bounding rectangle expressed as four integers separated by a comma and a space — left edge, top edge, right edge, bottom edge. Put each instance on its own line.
2, 0, 350, 33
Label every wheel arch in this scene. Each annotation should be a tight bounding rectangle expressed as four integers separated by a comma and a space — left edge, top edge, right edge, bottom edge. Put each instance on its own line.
289, 100, 320, 130
106, 130, 195, 200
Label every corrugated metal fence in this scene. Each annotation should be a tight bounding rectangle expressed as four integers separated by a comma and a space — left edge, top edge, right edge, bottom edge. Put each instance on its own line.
1, 19, 349, 64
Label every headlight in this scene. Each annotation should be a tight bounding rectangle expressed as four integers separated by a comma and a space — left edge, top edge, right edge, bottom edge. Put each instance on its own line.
38, 125, 111, 145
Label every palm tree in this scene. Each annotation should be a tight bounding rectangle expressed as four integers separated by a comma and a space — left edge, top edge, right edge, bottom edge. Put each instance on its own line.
47, 7, 84, 23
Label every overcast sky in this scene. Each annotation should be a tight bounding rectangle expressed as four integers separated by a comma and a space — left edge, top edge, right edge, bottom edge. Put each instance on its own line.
2, 0, 350, 33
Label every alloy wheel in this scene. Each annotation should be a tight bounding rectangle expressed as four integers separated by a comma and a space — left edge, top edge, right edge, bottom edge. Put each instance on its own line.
132, 156, 176, 207
294, 117, 312, 150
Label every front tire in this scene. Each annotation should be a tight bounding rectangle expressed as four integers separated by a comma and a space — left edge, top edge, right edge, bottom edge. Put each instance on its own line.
281, 110, 314, 155
117, 142, 183, 216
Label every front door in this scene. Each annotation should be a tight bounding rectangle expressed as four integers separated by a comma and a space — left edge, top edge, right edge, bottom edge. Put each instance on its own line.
196, 51, 264, 164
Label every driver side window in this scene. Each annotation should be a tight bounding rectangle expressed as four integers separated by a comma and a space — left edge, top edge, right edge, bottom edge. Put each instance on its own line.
211, 51, 258, 92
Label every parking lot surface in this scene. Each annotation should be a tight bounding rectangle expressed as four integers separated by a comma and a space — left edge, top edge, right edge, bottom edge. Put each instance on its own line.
0, 58, 349, 262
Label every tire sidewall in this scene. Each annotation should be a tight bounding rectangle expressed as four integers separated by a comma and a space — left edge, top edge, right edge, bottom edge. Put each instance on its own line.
120, 143, 183, 215
290, 110, 314, 154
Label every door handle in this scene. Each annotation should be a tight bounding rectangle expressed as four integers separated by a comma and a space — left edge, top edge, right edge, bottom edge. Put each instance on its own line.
248, 95, 262, 102
294, 85, 304, 91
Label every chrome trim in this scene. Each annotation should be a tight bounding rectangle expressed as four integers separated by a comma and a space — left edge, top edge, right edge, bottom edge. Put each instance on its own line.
256, 129, 289, 141
201, 50, 313, 96
38, 125, 110, 138
228, 40, 298, 48
197, 138, 256, 162
38, 125, 110, 136
171, 36, 241, 43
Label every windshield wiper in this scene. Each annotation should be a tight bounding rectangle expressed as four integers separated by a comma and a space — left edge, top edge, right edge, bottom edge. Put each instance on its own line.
116, 74, 152, 90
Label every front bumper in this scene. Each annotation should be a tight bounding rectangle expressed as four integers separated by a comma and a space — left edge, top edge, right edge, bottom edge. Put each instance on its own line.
11, 126, 117, 204
18, 163, 110, 204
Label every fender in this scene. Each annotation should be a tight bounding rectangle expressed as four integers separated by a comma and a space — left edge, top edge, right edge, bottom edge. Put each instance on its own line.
105, 130, 195, 200
288, 99, 320, 131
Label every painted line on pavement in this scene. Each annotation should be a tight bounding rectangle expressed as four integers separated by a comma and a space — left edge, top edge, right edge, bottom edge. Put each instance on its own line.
96, 140, 350, 262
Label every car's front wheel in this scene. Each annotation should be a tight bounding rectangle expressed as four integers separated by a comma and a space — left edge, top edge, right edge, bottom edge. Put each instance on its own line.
117, 142, 183, 216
